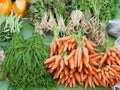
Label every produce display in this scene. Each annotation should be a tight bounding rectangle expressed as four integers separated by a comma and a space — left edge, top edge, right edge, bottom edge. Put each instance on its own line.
0, 0, 120, 90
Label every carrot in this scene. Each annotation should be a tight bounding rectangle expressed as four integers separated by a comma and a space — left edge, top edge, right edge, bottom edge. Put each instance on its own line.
64, 49, 76, 66
52, 55, 61, 70
85, 40, 94, 50
74, 72, 81, 82
83, 74, 88, 81
106, 58, 111, 65
109, 46, 117, 52
63, 42, 68, 52
90, 55, 101, 61
64, 55, 68, 66
108, 71, 114, 76
99, 53, 107, 68
60, 71, 64, 78
85, 77, 89, 90
115, 56, 120, 65
88, 40, 97, 47
44, 55, 57, 64
116, 52, 120, 59
57, 78, 61, 85
70, 69, 75, 74
112, 65, 120, 71
83, 67, 88, 74
68, 42, 73, 51
107, 66, 117, 74
68, 56, 74, 69
72, 75, 76, 87
91, 80, 95, 88
69, 79, 73, 87
60, 60, 65, 72
48, 68, 54, 73
93, 77, 99, 86
58, 36, 72, 41
74, 50, 78, 68
70, 73, 73, 78
89, 59, 99, 66
98, 72, 102, 80
78, 56, 83, 72
83, 47, 89, 67
53, 69, 60, 79
88, 75, 92, 87
89, 53, 98, 59
61, 76, 65, 84
88, 64, 93, 74
65, 81, 69, 88
72, 43, 76, 49
106, 49, 111, 56
77, 49, 82, 67
48, 62, 55, 68
104, 71, 110, 79
111, 52, 116, 57
109, 56, 115, 61
64, 66, 69, 75
65, 75, 69, 81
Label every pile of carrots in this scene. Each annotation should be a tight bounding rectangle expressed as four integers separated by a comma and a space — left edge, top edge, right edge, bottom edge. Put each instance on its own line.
44, 36, 120, 89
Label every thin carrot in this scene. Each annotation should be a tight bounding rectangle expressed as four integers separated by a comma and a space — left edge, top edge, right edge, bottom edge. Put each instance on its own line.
89, 59, 99, 66
44, 55, 57, 64
63, 42, 68, 52
61, 76, 65, 84
88, 40, 97, 47
69, 79, 73, 87
65, 81, 69, 88
68, 42, 73, 51
90, 55, 101, 61
83, 74, 88, 81
78, 56, 83, 72
58, 36, 72, 41
111, 52, 116, 57
74, 50, 78, 68
68, 56, 74, 69
85, 77, 89, 90
104, 71, 110, 79
72, 75, 76, 87
72, 43, 76, 49
89, 53, 98, 59
106, 49, 111, 56
88, 64, 93, 74
48, 61, 55, 68
106, 58, 111, 65
57, 78, 61, 85
88, 75, 92, 87
115, 56, 120, 65
83, 47, 89, 67
85, 40, 94, 50
99, 53, 107, 68
83, 67, 88, 74
64, 66, 69, 75
93, 77, 99, 86
60, 71, 64, 79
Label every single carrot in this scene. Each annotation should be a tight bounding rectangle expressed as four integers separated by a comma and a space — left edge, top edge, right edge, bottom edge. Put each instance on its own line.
52, 55, 61, 70
83, 47, 89, 67
106, 49, 111, 56
72, 43, 76, 49
109, 46, 117, 52
57, 78, 61, 85
90, 55, 101, 61
88, 64, 93, 74
58, 45, 64, 54
85, 77, 89, 90
64, 66, 69, 75
74, 72, 81, 82
69, 79, 73, 87
106, 58, 111, 65
77, 49, 82, 67
89, 59, 99, 66
64, 55, 68, 66
108, 71, 114, 76
70, 73, 73, 78
91, 80, 95, 88
61, 76, 65, 84
89, 53, 98, 59
104, 71, 110, 79
109, 56, 115, 61
65, 75, 69, 81
116, 52, 120, 59
111, 52, 116, 57
85, 40, 94, 50
72, 75, 76, 87
82, 74, 88, 81
83, 67, 88, 74
112, 65, 120, 71
107, 66, 117, 74
65, 80, 69, 88
53, 69, 60, 79
64, 49, 76, 66
44, 55, 57, 64
48, 68, 54, 73
59, 60, 65, 72
68, 42, 73, 51
74, 50, 78, 68
58, 36, 72, 42
68, 56, 74, 69
99, 53, 107, 68
88, 40, 97, 48
78, 56, 83, 72
59, 71, 64, 78
88, 75, 92, 87
115, 56, 120, 65
63, 42, 68, 52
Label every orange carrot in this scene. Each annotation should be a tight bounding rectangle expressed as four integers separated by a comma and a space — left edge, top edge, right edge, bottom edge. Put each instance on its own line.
106, 58, 111, 65
77, 49, 82, 67
69, 57, 74, 69
74, 72, 81, 82
99, 53, 107, 68
63, 42, 68, 52
83, 74, 88, 81
74, 50, 78, 68
52, 55, 61, 70
111, 52, 116, 57
104, 71, 110, 79
61, 76, 65, 84
108, 71, 114, 76
106, 49, 111, 56
85, 77, 89, 90
57, 78, 61, 85
89, 59, 99, 66
88, 75, 92, 87
48, 61, 55, 68
69, 79, 73, 87
88, 64, 93, 74
93, 77, 99, 86
72, 75, 76, 87
85, 40, 94, 50
72, 43, 76, 49
58, 36, 72, 41
112, 65, 120, 71
89, 54, 98, 59
115, 56, 120, 65
78, 56, 83, 72
109, 56, 115, 61
64, 66, 69, 75
44, 55, 57, 64
65, 81, 69, 88
68, 42, 73, 51
83, 47, 89, 67
64, 49, 76, 66
60, 71, 64, 78
83, 67, 88, 74
60, 60, 65, 72
88, 40, 97, 48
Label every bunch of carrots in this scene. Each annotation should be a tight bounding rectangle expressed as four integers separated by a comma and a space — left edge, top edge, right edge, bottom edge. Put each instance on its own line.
44, 35, 120, 89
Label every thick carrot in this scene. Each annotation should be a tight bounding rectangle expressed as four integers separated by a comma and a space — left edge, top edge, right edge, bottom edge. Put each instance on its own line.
74, 72, 81, 82
106, 49, 111, 56
64, 66, 69, 75
69, 56, 74, 69
52, 55, 61, 70
104, 71, 110, 79
77, 49, 82, 67
74, 50, 78, 68
115, 56, 120, 65
109, 56, 115, 61
99, 53, 107, 68
89, 53, 98, 59
44, 55, 57, 64
60, 60, 65, 72
83, 47, 89, 67
89, 59, 99, 66
112, 65, 120, 71
106, 58, 111, 65
64, 49, 76, 66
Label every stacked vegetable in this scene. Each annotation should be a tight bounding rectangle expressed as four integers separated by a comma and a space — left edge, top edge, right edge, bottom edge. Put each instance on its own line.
2, 33, 56, 89
44, 31, 120, 89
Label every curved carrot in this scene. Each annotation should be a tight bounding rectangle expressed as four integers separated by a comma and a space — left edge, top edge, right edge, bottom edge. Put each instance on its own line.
83, 47, 89, 67
44, 55, 57, 64
99, 53, 107, 68
52, 55, 61, 70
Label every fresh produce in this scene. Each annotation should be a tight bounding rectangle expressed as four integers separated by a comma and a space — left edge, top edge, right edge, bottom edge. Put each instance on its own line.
13, 0, 27, 18
0, 0, 12, 16
2, 33, 56, 89
0, 12, 22, 41
44, 31, 120, 89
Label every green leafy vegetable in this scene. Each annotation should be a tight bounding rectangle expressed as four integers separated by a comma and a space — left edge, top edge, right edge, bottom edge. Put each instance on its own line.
2, 32, 56, 89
